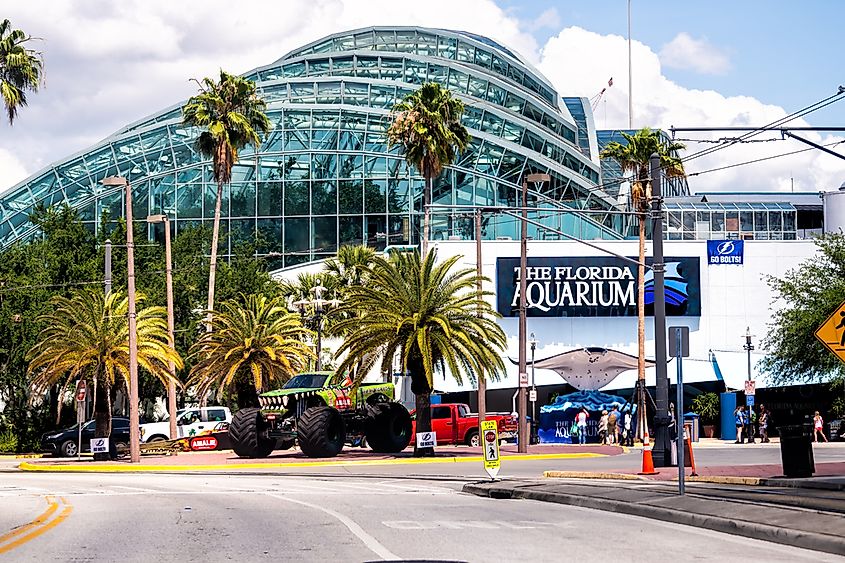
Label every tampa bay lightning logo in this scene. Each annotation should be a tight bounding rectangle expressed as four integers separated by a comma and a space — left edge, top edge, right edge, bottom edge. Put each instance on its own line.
643, 262, 689, 308
716, 241, 736, 255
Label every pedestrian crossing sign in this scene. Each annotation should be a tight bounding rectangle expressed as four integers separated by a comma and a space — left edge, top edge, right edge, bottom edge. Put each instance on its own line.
814, 299, 845, 364
481, 420, 500, 479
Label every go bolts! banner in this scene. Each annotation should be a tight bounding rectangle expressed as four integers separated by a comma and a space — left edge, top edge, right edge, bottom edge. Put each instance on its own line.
496, 256, 701, 317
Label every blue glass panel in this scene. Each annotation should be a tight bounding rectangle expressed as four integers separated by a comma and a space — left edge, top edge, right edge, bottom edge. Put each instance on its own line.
312, 180, 337, 215
284, 181, 309, 216
312, 217, 337, 253
257, 182, 282, 216
339, 180, 363, 214
339, 215, 363, 245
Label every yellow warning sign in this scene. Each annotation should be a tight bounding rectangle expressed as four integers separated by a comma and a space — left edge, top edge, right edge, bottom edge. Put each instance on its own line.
481, 420, 500, 479
814, 298, 845, 364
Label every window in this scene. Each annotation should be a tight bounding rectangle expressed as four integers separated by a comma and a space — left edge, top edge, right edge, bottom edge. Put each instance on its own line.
206, 409, 227, 422
432, 406, 452, 419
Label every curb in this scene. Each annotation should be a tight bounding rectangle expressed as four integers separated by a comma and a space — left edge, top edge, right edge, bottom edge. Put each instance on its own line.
18, 451, 604, 473
462, 482, 845, 557
0, 454, 43, 459
544, 470, 643, 480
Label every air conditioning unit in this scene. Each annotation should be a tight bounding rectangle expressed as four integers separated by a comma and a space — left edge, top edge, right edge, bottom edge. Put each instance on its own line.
496, 236, 513, 241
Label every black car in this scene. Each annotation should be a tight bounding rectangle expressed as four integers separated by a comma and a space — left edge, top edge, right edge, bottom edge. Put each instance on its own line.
41, 417, 132, 457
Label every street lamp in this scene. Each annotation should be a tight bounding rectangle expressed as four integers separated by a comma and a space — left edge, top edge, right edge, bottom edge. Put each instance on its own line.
529, 332, 538, 444
743, 327, 755, 382
518, 172, 550, 453
147, 214, 177, 441
102, 175, 140, 463
289, 280, 341, 371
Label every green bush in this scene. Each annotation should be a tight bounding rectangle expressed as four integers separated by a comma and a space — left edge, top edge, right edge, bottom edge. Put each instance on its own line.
691, 392, 719, 424
0, 429, 18, 453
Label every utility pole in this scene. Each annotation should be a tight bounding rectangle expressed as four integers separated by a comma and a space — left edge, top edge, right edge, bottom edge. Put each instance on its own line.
475, 208, 486, 426
148, 214, 177, 440
104, 239, 112, 297
649, 154, 671, 467
517, 180, 529, 453
627, 0, 633, 129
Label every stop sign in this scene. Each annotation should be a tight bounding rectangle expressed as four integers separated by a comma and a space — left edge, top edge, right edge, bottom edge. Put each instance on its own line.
485, 431, 496, 443
75, 380, 87, 402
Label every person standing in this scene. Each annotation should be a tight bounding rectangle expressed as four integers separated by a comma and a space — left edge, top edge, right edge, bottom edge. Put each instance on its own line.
747, 405, 757, 444
608, 406, 620, 445
598, 410, 609, 445
759, 405, 770, 443
734, 406, 745, 444
623, 408, 634, 447
814, 411, 828, 443
576, 407, 589, 445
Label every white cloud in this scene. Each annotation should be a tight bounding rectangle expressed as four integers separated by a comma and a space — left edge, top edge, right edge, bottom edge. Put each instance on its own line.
537, 27, 845, 192
526, 8, 561, 32
0, 149, 29, 188
659, 32, 731, 75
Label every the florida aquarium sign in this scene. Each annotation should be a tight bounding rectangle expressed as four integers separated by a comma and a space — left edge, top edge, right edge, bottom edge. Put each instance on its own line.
496, 256, 701, 317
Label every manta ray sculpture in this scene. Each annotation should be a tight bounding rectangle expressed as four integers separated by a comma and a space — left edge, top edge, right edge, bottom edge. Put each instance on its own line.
514, 347, 655, 390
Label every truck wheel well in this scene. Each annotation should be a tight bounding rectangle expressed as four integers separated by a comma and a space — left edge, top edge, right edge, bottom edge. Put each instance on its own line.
305, 396, 327, 409
366, 393, 390, 406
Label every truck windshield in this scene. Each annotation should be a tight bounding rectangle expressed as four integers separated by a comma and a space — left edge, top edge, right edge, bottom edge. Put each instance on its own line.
283, 374, 329, 389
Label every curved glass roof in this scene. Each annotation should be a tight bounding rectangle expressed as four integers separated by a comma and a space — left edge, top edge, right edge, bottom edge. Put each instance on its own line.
0, 27, 620, 261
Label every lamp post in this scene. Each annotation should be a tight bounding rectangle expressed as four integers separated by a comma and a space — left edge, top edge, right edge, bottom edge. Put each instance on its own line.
743, 327, 756, 443
147, 214, 177, 441
290, 280, 341, 371
529, 332, 537, 445
518, 173, 550, 453
102, 175, 140, 463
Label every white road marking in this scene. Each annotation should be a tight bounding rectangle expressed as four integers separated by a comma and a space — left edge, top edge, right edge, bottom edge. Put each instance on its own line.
108, 485, 155, 492
382, 520, 574, 530
267, 493, 398, 561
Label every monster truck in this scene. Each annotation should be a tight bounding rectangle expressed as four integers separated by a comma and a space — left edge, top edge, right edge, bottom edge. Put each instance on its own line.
228, 371, 413, 458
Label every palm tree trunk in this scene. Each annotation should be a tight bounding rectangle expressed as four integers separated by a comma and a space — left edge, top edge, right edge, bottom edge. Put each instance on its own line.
205, 180, 224, 333
421, 174, 431, 257
93, 376, 112, 461
637, 216, 647, 441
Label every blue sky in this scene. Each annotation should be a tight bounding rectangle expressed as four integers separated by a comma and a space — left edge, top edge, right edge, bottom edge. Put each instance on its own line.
503, 0, 843, 125
0, 0, 842, 193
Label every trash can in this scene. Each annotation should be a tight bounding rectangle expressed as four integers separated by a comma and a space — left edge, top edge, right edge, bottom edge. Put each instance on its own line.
684, 413, 700, 442
778, 424, 815, 478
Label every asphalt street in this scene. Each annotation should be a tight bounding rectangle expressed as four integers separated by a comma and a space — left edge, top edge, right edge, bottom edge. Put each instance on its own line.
1, 471, 842, 562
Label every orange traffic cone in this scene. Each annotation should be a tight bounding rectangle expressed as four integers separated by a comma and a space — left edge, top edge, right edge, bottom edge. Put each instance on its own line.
643, 431, 650, 446
638, 448, 658, 475
686, 437, 698, 477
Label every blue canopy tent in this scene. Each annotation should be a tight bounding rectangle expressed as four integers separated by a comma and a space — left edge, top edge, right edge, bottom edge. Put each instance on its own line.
538, 390, 634, 444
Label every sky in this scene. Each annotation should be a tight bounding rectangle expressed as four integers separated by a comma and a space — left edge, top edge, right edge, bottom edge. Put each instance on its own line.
0, 0, 843, 196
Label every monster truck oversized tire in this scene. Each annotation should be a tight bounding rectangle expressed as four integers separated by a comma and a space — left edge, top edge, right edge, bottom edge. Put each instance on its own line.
229, 407, 275, 458
365, 402, 413, 453
298, 406, 346, 458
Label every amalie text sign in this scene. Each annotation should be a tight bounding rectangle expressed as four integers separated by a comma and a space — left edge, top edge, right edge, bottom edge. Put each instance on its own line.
496, 256, 701, 317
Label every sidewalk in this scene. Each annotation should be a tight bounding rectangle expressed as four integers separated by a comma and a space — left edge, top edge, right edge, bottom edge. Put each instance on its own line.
463, 477, 845, 556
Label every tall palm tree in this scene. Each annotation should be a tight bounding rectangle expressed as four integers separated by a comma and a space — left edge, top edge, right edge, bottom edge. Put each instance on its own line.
600, 128, 685, 438
27, 290, 182, 451
182, 70, 271, 332
0, 19, 43, 124
387, 82, 470, 256
333, 250, 506, 456
324, 244, 377, 289
187, 294, 312, 407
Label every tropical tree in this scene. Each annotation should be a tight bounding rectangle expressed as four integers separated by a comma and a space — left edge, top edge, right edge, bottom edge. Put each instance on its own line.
324, 244, 378, 289
332, 250, 506, 456
187, 294, 312, 407
600, 128, 685, 438
387, 82, 470, 255
0, 19, 43, 124
182, 70, 271, 332
26, 290, 182, 455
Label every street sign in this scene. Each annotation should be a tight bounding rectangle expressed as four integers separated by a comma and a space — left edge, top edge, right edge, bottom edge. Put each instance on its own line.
416, 432, 436, 449
744, 380, 756, 396
190, 436, 218, 451
519, 372, 529, 388
668, 326, 689, 358
529, 389, 537, 402
814, 298, 845, 364
746, 395, 755, 406
75, 379, 87, 402
90, 438, 109, 454
481, 420, 500, 479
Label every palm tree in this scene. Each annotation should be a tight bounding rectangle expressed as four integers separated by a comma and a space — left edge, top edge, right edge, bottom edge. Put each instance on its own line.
187, 294, 312, 407
27, 290, 182, 453
0, 19, 43, 124
387, 82, 470, 256
333, 250, 506, 456
600, 128, 685, 438
182, 70, 271, 332
324, 244, 378, 289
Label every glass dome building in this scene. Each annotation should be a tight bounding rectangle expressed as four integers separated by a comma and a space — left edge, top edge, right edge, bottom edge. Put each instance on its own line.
0, 27, 627, 268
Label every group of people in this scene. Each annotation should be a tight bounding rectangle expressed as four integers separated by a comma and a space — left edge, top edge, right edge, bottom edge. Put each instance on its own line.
573, 405, 634, 446
733, 404, 771, 444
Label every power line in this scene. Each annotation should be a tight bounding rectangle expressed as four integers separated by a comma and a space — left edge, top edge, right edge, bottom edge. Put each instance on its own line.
688, 139, 845, 178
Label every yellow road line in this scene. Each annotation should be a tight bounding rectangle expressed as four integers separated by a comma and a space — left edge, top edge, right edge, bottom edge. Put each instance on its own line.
0, 496, 72, 555
20, 452, 604, 473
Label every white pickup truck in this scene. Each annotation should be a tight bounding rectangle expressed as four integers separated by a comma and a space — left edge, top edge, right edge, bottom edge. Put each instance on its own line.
140, 406, 232, 443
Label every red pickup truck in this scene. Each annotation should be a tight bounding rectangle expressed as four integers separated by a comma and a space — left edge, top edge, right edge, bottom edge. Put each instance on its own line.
411, 403, 518, 446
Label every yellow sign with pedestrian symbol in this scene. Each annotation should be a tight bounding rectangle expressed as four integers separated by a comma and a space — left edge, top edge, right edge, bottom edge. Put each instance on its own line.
481, 420, 500, 479
814, 298, 845, 364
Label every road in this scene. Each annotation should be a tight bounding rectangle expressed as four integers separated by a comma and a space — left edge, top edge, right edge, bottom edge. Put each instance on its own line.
1, 471, 841, 562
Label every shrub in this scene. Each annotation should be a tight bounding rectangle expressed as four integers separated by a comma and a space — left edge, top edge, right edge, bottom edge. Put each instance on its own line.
691, 392, 719, 424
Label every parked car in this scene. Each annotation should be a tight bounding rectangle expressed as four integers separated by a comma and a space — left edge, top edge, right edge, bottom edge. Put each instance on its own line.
41, 417, 132, 457
140, 406, 232, 443
410, 403, 518, 446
